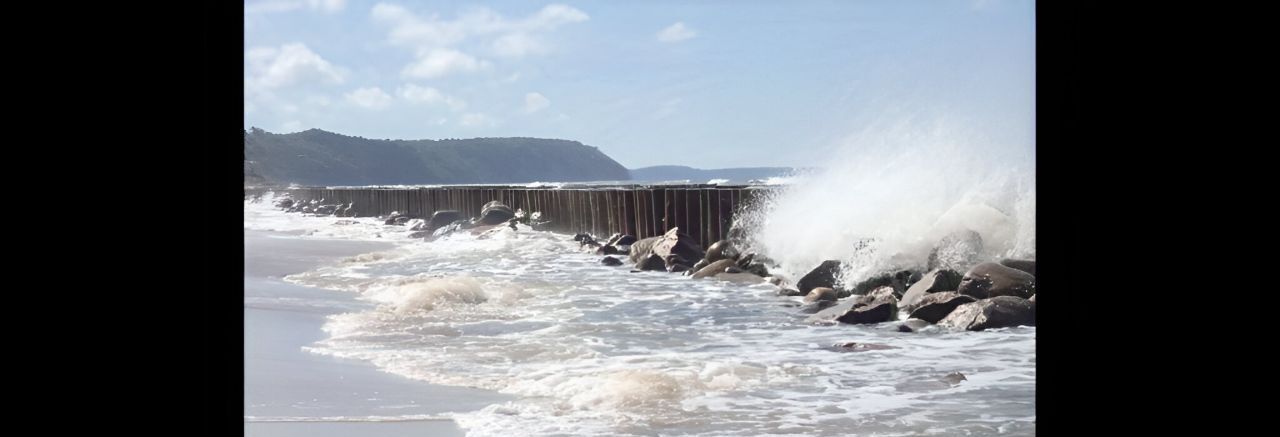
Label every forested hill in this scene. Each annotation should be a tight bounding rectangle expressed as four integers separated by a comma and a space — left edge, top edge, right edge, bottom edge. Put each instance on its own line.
244, 128, 631, 186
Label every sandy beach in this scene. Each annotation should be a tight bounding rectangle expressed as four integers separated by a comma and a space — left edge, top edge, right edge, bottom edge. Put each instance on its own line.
244, 229, 512, 436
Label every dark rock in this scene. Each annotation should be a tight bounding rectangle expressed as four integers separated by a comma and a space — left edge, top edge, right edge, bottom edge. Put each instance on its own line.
607, 234, 638, 247
857, 286, 899, 306
691, 259, 737, 279
899, 269, 964, 312
637, 253, 667, 271
941, 372, 967, 385
957, 262, 1036, 299
804, 287, 838, 303
332, 220, 358, 226
927, 229, 984, 272
651, 228, 706, 267
825, 342, 896, 352
691, 259, 710, 273
668, 263, 691, 273
384, 212, 406, 225
408, 230, 432, 239
835, 300, 897, 325
596, 245, 621, 255
939, 296, 1036, 331
797, 260, 842, 294
275, 198, 295, 209
314, 204, 338, 215
725, 266, 744, 274
705, 240, 740, 263
999, 258, 1036, 276
479, 201, 515, 225
848, 270, 916, 297
427, 210, 464, 232
573, 233, 594, 242
601, 256, 623, 266
907, 292, 976, 323
897, 319, 932, 332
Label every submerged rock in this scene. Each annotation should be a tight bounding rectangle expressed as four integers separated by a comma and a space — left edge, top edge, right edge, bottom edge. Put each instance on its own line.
897, 318, 932, 332
957, 262, 1036, 299
427, 210, 464, 232
601, 256, 623, 266
939, 296, 1036, 331
835, 300, 898, 325
825, 342, 896, 352
941, 372, 967, 385
637, 253, 667, 271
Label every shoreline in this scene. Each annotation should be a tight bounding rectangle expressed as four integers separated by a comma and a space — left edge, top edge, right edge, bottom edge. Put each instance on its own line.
244, 229, 513, 437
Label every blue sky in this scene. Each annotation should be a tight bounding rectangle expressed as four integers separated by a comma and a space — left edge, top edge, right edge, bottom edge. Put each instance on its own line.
244, 0, 1035, 169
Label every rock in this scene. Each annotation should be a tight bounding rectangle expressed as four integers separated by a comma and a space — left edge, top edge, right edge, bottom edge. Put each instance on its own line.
427, 210, 464, 232
1029, 294, 1035, 304
941, 372, 967, 385
637, 253, 667, 271
315, 204, 338, 215
705, 240, 740, 263
573, 233, 594, 242
939, 296, 1036, 331
408, 230, 432, 239
797, 260, 842, 294
713, 271, 768, 284
999, 258, 1036, 276
857, 286, 899, 306
595, 245, 621, 255
601, 256, 623, 266
907, 292, 976, 323
848, 270, 916, 297
897, 319, 932, 332
650, 228, 706, 267
735, 254, 770, 277
804, 287, 838, 303
274, 198, 295, 209
691, 259, 710, 273
628, 237, 661, 263
384, 212, 405, 225
825, 342, 896, 352
957, 262, 1036, 299
835, 300, 898, 325
607, 234, 638, 247
691, 259, 737, 279
725, 266, 744, 273
899, 269, 964, 312
927, 229, 984, 272
479, 201, 515, 225
668, 263, 691, 273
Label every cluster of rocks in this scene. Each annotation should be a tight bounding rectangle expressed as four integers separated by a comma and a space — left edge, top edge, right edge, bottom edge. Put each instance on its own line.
583, 226, 1036, 333
272, 196, 550, 241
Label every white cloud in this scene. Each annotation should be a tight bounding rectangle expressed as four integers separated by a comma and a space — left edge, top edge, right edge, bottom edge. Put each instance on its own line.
345, 87, 393, 109
657, 22, 697, 43
397, 84, 466, 111
246, 0, 346, 14
372, 2, 590, 74
401, 48, 489, 79
459, 112, 498, 127
524, 92, 550, 113
245, 43, 345, 90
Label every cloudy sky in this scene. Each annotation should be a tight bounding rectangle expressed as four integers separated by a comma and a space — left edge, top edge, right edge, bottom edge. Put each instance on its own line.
244, 0, 1035, 169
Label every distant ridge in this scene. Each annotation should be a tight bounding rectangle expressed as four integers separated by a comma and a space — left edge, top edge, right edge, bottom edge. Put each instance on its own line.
244, 128, 631, 186
629, 165, 798, 183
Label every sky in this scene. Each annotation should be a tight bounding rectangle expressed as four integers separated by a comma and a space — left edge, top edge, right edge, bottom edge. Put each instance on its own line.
244, 0, 1035, 169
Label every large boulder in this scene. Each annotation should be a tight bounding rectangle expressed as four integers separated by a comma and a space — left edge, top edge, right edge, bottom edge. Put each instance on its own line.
927, 229, 984, 272
797, 260, 842, 294
705, 240, 740, 263
607, 234, 638, 247
651, 228, 706, 266
836, 300, 898, 325
479, 201, 515, 225
427, 210, 464, 232
957, 262, 1036, 299
907, 292, 976, 323
899, 269, 963, 312
939, 296, 1035, 331
999, 258, 1036, 276
628, 237, 661, 263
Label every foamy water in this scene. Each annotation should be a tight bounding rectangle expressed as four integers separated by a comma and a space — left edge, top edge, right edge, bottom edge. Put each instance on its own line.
245, 193, 1035, 436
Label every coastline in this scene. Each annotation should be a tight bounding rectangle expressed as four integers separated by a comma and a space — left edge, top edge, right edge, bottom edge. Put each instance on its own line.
244, 229, 513, 437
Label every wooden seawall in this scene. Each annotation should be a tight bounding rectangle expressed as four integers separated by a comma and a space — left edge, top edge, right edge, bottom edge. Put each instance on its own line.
247, 185, 777, 248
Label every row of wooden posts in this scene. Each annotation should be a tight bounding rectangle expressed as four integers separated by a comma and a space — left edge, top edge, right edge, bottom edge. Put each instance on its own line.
247, 185, 776, 249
